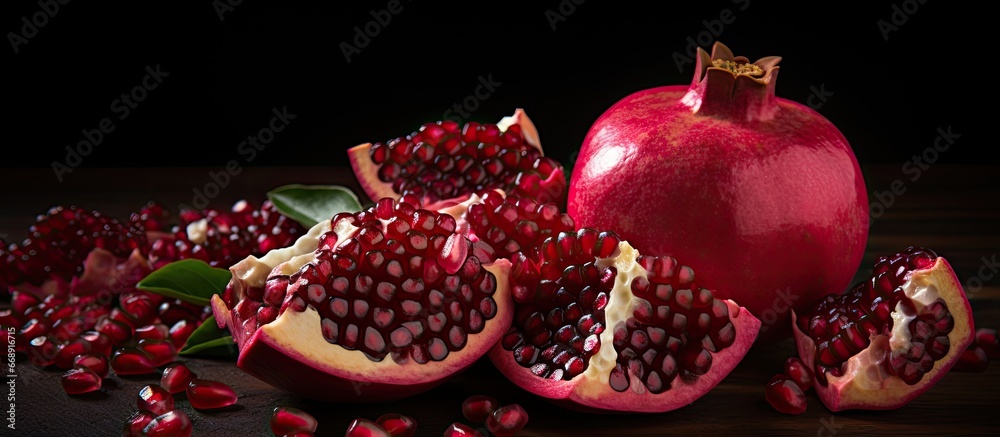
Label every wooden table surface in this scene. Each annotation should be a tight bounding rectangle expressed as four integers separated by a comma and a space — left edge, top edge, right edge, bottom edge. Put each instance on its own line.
2, 164, 998, 436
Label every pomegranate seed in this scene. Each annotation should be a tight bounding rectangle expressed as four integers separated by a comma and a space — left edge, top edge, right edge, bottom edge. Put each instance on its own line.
461, 394, 500, 423
345, 418, 389, 437
73, 353, 109, 378
111, 348, 157, 375
27, 336, 59, 367
138, 384, 175, 415
270, 406, 318, 436
953, 344, 989, 372
143, 409, 193, 437
485, 404, 529, 437
376, 413, 417, 437
168, 319, 197, 349
138, 338, 178, 367
280, 432, 315, 437
161, 363, 197, 394
186, 379, 238, 409
61, 367, 102, 395
765, 374, 807, 414
784, 357, 814, 391
79, 330, 114, 357
976, 328, 999, 358
136, 324, 170, 342
96, 318, 133, 345
122, 410, 157, 437
442, 423, 485, 437
54, 338, 92, 369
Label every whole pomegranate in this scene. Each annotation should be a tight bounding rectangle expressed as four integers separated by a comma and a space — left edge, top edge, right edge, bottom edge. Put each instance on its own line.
568, 42, 868, 341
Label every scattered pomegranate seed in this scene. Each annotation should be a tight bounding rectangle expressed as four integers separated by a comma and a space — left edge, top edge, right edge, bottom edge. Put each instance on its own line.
270, 406, 318, 436
485, 404, 529, 437
73, 353, 110, 378
54, 338, 92, 369
976, 328, 999, 358
765, 374, 807, 414
784, 357, 814, 392
27, 336, 59, 367
61, 367, 102, 395
461, 395, 500, 423
953, 344, 989, 372
138, 338, 178, 367
79, 330, 114, 357
168, 319, 197, 349
122, 410, 157, 437
143, 409, 193, 437
136, 324, 170, 342
161, 363, 197, 394
186, 379, 238, 410
442, 423, 485, 437
111, 348, 157, 375
96, 318, 133, 346
376, 413, 417, 437
345, 418, 389, 437
138, 384, 175, 415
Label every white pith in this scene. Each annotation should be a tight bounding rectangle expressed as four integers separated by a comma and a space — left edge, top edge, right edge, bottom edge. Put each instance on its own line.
888, 281, 940, 354
229, 219, 339, 296
575, 241, 650, 397
186, 219, 209, 245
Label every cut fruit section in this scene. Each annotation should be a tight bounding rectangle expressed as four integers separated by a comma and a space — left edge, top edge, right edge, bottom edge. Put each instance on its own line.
212, 196, 513, 402
488, 229, 760, 412
792, 246, 975, 411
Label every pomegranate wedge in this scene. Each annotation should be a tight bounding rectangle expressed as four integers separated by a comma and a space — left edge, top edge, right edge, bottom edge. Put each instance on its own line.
212, 196, 513, 401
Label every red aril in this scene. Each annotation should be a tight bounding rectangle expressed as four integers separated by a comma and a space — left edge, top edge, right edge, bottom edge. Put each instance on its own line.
953, 344, 989, 372
61, 367, 101, 395
135, 324, 170, 342
168, 319, 197, 349
27, 336, 59, 367
976, 328, 999, 358
138, 338, 178, 367
375, 413, 417, 437
73, 353, 109, 378
111, 347, 157, 375
792, 246, 975, 411
54, 338, 92, 369
485, 404, 528, 437
161, 363, 197, 394
79, 330, 114, 357
137, 384, 175, 416
122, 410, 157, 437
489, 229, 760, 412
270, 406, 318, 436
784, 356, 813, 392
461, 394, 500, 423
143, 410, 193, 437
443, 423, 484, 437
186, 379, 238, 410
345, 418, 389, 437
568, 42, 869, 342
765, 374, 807, 415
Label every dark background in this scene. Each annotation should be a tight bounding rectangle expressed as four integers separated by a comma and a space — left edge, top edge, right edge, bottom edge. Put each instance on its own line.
2, 0, 989, 175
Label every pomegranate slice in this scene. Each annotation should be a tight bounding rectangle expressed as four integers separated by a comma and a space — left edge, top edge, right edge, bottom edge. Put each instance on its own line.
347, 109, 565, 205
211, 196, 513, 402
488, 229, 760, 412
792, 246, 975, 411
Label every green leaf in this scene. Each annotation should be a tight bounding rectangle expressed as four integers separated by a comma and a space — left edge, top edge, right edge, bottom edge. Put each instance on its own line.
136, 259, 232, 306
266, 184, 362, 228
178, 315, 238, 358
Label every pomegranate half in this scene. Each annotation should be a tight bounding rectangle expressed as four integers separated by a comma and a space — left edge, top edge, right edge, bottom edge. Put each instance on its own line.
792, 246, 975, 411
489, 229, 760, 412
211, 196, 513, 401
567, 42, 868, 341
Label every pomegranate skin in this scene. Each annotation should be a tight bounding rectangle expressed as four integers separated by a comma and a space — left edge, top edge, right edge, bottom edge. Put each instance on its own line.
568, 43, 868, 342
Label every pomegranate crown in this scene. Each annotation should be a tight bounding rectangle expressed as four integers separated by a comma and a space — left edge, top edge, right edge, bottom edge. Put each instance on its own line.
691, 41, 781, 87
